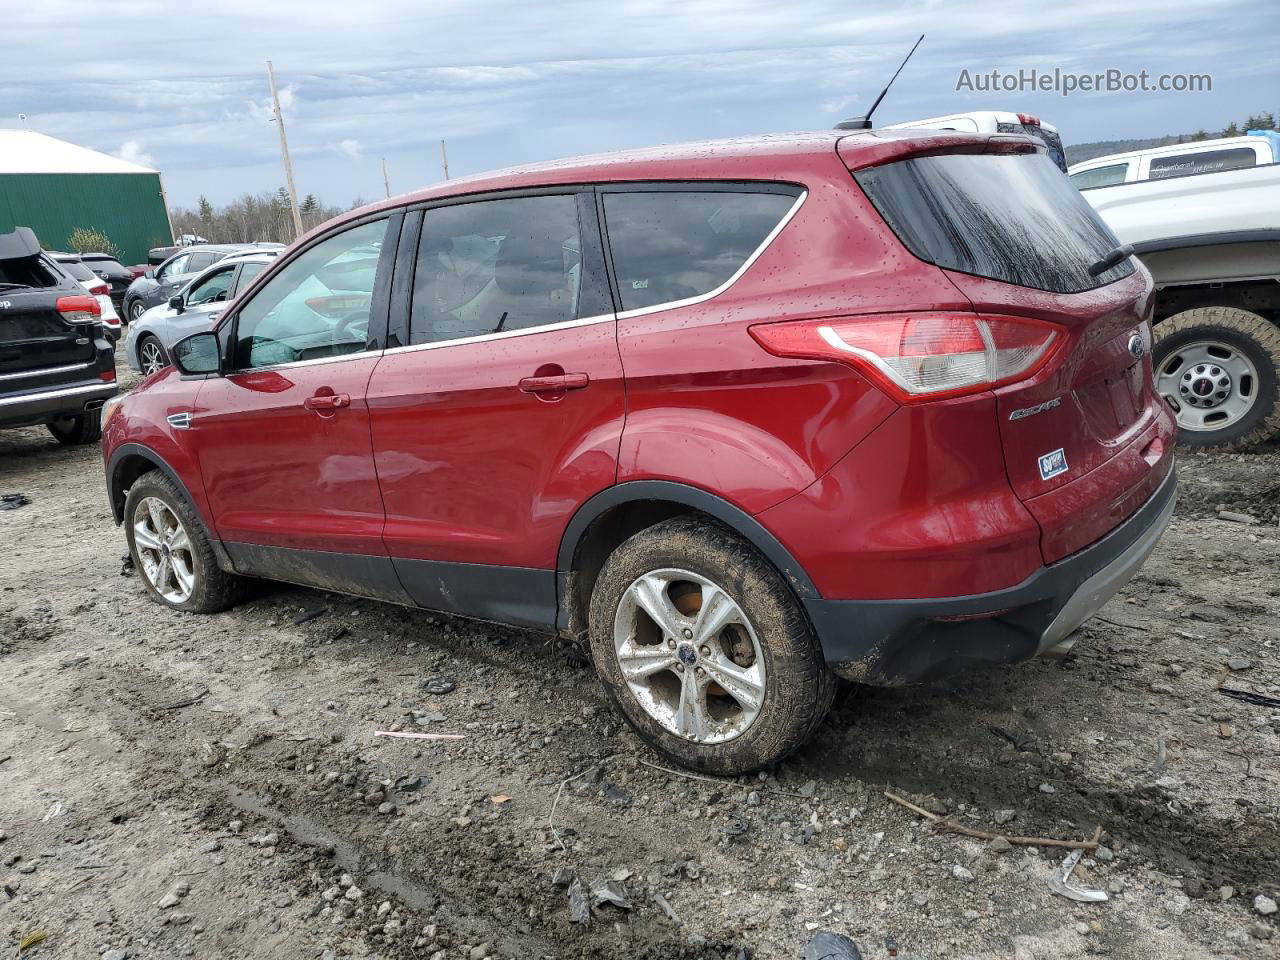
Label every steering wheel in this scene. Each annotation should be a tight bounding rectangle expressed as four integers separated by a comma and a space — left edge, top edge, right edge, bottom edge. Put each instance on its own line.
334, 309, 370, 344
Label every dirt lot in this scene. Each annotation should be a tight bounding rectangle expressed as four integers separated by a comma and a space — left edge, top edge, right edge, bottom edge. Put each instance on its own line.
2, 369, 1278, 960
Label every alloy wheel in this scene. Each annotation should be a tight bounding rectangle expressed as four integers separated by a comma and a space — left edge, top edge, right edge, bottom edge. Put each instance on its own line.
132, 497, 196, 603
129, 301, 144, 322
1156, 340, 1259, 432
140, 339, 167, 375
612, 568, 765, 744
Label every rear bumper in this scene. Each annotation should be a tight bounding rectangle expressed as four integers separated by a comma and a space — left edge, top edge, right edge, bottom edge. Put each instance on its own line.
0, 379, 118, 429
807, 465, 1176, 685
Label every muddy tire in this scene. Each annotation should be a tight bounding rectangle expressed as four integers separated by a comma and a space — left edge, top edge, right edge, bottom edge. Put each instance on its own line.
46, 413, 101, 446
1153, 307, 1280, 452
588, 516, 835, 775
124, 470, 244, 614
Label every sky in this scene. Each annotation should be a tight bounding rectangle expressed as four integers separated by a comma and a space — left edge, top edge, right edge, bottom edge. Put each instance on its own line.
3, 0, 1275, 208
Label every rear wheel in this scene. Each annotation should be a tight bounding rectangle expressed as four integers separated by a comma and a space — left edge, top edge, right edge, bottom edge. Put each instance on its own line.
588, 516, 835, 775
1154, 307, 1280, 452
128, 299, 145, 323
124, 470, 244, 613
138, 335, 169, 375
47, 414, 101, 445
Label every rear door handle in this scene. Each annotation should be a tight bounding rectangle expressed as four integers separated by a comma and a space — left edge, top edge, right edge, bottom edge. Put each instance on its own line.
518, 372, 590, 393
304, 392, 351, 411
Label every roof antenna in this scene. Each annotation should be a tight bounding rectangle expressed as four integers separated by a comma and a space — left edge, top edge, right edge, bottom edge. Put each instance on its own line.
835, 34, 925, 130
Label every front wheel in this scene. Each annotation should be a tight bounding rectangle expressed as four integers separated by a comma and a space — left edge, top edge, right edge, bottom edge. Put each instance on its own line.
47, 414, 101, 445
128, 299, 146, 323
588, 516, 835, 775
138, 335, 169, 375
1154, 307, 1280, 452
124, 470, 244, 613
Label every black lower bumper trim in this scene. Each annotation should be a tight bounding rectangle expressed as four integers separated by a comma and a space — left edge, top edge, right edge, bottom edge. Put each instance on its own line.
806, 467, 1177, 685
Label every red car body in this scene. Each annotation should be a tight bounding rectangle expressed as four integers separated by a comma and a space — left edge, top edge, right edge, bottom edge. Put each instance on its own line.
103, 129, 1175, 684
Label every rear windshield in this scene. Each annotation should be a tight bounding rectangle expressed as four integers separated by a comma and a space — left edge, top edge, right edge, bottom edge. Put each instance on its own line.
854, 151, 1134, 294
57, 260, 96, 282
0, 255, 61, 290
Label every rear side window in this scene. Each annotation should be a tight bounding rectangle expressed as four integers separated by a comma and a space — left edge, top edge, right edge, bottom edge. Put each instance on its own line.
602, 188, 800, 311
0, 255, 60, 289
1070, 164, 1129, 190
855, 151, 1134, 294
410, 194, 585, 345
1149, 147, 1256, 180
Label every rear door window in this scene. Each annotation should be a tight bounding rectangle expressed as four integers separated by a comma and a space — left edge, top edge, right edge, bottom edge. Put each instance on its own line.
232, 261, 268, 295
1147, 147, 1257, 179
186, 252, 219, 272
602, 187, 800, 311
854, 151, 1134, 294
409, 194, 585, 345
1070, 163, 1130, 189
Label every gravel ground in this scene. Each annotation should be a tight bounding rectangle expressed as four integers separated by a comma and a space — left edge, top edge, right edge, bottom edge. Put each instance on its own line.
1, 366, 1278, 960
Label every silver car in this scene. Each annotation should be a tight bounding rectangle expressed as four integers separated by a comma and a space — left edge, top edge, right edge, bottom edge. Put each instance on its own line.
125, 252, 276, 374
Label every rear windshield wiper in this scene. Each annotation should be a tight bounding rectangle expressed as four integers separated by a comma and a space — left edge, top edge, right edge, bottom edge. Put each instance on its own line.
1088, 243, 1134, 278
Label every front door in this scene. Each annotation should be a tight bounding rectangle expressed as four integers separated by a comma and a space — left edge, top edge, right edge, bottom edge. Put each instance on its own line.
366, 191, 624, 627
191, 216, 410, 601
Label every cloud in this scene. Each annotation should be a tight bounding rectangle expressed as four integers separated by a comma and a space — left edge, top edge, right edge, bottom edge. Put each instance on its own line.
334, 138, 363, 159
113, 140, 154, 168
247, 84, 298, 122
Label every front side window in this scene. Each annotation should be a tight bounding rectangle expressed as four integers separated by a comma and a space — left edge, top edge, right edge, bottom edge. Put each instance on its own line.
157, 254, 190, 281
233, 261, 267, 295
186, 252, 219, 272
232, 218, 388, 369
602, 188, 800, 311
185, 267, 234, 306
409, 194, 583, 345
1070, 164, 1129, 190
1148, 147, 1256, 180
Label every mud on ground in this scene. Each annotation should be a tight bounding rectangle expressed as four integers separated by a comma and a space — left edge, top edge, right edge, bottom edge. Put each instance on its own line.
1, 373, 1278, 959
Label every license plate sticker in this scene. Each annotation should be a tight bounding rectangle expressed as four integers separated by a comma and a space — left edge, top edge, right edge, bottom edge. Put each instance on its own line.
1038, 448, 1068, 481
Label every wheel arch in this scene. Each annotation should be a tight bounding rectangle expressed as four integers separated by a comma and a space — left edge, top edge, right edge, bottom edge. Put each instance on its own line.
555, 481, 818, 637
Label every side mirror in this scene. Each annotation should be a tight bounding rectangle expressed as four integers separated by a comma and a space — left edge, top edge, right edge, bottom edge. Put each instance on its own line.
169, 294, 185, 313
172, 331, 221, 375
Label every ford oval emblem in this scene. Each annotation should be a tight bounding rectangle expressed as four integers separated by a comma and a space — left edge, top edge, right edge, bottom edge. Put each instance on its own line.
1128, 333, 1146, 359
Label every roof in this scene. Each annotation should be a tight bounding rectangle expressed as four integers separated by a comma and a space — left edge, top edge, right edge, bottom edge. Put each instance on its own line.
1068, 133, 1275, 172
0, 130, 158, 175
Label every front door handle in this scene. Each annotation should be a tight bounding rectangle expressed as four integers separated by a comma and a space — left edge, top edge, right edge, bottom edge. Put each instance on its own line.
304, 392, 351, 411
518, 372, 590, 393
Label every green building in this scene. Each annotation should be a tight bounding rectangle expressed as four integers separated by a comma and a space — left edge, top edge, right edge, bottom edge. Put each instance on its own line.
0, 130, 173, 265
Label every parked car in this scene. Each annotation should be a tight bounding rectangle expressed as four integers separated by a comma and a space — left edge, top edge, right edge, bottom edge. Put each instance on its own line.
1, 228, 117, 444
50, 252, 122, 342
125, 251, 276, 374
123, 244, 260, 323
1074, 144, 1280, 450
884, 110, 1068, 171
1068, 131, 1280, 189
101, 130, 1175, 773
78, 252, 134, 314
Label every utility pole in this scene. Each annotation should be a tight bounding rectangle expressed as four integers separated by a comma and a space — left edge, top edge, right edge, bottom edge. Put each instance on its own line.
440, 139, 450, 179
382, 157, 391, 199
267, 60, 303, 241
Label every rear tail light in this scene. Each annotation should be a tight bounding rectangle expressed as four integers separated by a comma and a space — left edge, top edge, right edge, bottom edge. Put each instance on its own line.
100, 368, 116, 382
88, 280, 110, 296
56, 295, 102, 325
749, 312, 1063, 403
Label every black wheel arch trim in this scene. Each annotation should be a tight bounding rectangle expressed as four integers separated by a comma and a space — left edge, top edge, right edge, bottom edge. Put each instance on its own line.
106, 442, 234, 571
556, 480, 819, 599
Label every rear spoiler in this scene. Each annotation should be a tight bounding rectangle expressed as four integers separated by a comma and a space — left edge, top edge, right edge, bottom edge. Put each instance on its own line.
0, 226, 43, 260
836, 130, 1044, 173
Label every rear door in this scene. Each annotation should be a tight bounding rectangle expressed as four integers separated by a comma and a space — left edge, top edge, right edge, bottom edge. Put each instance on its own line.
852, 145, 1175, 561
366, 190, 623, 628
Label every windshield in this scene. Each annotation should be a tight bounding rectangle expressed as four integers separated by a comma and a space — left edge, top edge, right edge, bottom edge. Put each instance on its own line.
854, 150, 1134, 294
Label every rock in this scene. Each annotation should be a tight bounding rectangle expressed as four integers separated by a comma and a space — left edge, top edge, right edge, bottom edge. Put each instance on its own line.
803, 931, 863, 960
1038, 783, 1056, 794
469, 944, 491, 960
747, 791, 761, 807
169, 912, 192, 925
339, 873, 354, 888
158, 893, 181, 909
197, 840, 222, 854
1184, 877, 1204, 899
378, 900, 392, 917
422, 677, 457, 695
798, 780, 817, 798
103, 952, 127, 960
988, 836, 1013, 854
228, 819, 243, 833
345, 885, 364, 901
993, 809, 1016, 825
952, 865, 975, 882
173, 880, 190, 897
1220, 885, 1236, 901
552, 866, 576, 888
1217, 510, 1257, 524
1219, 724, 1235, 738
1227, 658, 1253, 672
1255, 894, 1278, 916
377, 802, 396, 815
1251, 922, 1274, 941
1094, 845, 1115, 863
1150, 682, 1175, 694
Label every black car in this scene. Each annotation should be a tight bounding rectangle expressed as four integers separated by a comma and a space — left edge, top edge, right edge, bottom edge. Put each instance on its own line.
123, 244, 260, 323
0, 228, 118, 445
79, 252, 133, 314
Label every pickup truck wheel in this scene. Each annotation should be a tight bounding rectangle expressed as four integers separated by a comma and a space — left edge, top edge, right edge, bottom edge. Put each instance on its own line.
1154, 307, 1280, 452
124, 470, 244, 613
46, 414, 101, 445
588, 516, 835, 775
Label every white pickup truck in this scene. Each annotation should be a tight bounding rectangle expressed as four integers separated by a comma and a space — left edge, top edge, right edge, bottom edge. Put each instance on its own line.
1074, 133, 1280, 450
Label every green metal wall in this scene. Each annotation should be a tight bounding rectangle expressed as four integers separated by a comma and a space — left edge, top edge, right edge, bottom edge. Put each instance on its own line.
0, 172, 172, 266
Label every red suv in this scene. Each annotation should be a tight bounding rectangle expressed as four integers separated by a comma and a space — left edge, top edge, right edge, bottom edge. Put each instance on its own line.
102, 130, 1176, 773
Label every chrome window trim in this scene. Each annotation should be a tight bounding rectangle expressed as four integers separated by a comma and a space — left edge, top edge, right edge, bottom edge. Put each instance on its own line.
226, 346, 381, 375
611, 188, 807, 320
381, 312, 615, 357
0, 360, 94, 382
